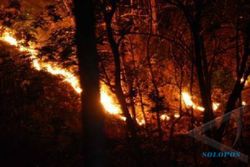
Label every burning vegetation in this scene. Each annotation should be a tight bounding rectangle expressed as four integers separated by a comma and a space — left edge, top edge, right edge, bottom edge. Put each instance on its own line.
0, 0, 250, 167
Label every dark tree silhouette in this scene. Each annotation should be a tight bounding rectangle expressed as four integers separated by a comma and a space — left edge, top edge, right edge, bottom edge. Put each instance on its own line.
73, 0, 106, 167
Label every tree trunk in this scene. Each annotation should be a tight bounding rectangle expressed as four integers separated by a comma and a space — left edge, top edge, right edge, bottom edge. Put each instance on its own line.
150, 0, 158, 34
146, 35, 163, 140
104, 15, 138, 140
73, 0, 106, 166
102, 3, 144, 166
215, 30, 250, 142
121, 53, 137, 122
191, 23, 214, 125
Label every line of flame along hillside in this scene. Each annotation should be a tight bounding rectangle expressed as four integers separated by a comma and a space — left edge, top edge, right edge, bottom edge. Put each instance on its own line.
0, 26, 248, 126
0, 26, 125, 121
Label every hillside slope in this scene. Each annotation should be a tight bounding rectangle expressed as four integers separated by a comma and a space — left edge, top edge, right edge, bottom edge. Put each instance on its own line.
0, 41, 82, 167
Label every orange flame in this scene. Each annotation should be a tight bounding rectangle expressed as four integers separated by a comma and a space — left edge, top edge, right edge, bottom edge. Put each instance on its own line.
1, 31, 18, 46
0, 27, 124, 118
136, 118, 146, 126
212, 102, 220, 111
182, 92, 205, 111
100, 83, 121, 115
245, 78, 249, 86
182, 91, 220, 111
174, 113, 180, 118
3, 27, 235, 125
160, 114, 170, 121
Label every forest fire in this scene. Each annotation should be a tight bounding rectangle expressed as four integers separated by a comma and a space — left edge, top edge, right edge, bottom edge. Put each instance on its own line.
0, 26, 123, 118
0, 26, 245, 126
0, 27, 225, 124
1, 1, 250, 166
182, 92, 220, 112
182, 92, 205, 111
1, 31, 18, 46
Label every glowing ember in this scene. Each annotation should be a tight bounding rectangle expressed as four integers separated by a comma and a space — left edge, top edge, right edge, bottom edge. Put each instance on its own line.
160, 114, 170, 121
212, 102, 220, 111
120, 116, 126, 121
136, 118, 145, 126
196, 106, 205, 112
240, 77, 245, 84
240, 77, 250, 87
242, 101, 247, 106
0, 27, 124, 119
174, 113, 180, 118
